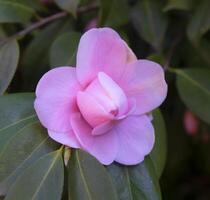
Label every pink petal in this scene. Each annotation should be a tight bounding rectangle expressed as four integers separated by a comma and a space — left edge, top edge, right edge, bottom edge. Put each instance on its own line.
92, 121, 114, 136
77, 91, 113, 127
76, 28, 128, 86
34, 67, 82, 132
71, 113, 118, 165
123, 41, 137, 63
48, 130, 81, 148
98, 72, 128, 116
119, 60, 167, 115
115, 115, 155, 165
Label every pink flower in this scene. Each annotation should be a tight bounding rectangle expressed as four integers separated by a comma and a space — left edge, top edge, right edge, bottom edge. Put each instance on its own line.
34, 28, 167, 165
184, 110, 199, 136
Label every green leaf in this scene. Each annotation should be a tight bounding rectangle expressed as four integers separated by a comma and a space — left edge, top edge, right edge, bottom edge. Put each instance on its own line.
2, 0, 47, 12
0, 1, 35, 24
132, 0, 168, 52
187, 0, 210, 42
0, 122, 59, 195
107, 157, 162, 200
68, 150, 118, 200
5, 149, 64, 200
164, 0, 193, 11
0, 39, 19, 94
21, 19, 72, 91
0, 93, 35, 134
99, 0, 129, 27
54, 0, 80, 17
176, 68, 210, 124
50, 31, 81, 67
150, 109, 167, 178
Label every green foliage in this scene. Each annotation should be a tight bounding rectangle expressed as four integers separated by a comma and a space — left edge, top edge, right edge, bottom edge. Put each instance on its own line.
176, 68, 210, 124
0, 1, 35, 24
5, 149, 64, 200
0, 39, 19, 94
99, 0, 129, 27
68, 150, 118, 200
164, 0, 193, 11
150, 109, 167, 178
50, 31, 81, 67
107, 157, 161, 200
54, 0, 80, 17
132, 0, 168, 52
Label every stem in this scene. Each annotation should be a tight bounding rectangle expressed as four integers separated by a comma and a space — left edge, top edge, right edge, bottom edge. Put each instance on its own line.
13, 12, 67, 39
10, 2, 99, 40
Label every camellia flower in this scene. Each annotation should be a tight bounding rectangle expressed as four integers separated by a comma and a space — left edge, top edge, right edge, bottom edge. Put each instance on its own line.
34, 28, 167, 165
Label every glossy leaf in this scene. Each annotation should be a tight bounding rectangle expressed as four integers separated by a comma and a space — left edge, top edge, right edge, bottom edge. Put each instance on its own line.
0, 122, 59, 195
99, 0, 129, 27
54, 0, 80, 17
107, 157, 162, 200
5, 149, 64, 200
150, 109, 167, 178
132, 0, 168, 52
0, 93, 35, 137
68, 150, 118, 200
176, 68, 210, 124
0, 39, 19, 94
0, 1, 35, 24
164, 0, 193, 11
50, 31, 81, 67
187, 0, 210, 42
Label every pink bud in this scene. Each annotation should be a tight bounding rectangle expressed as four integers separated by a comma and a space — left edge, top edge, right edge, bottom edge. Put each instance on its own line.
184, 110, 199, 136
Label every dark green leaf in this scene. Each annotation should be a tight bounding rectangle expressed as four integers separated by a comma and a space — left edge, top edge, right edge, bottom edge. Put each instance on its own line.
50, 31, 81, 67
0, 39, 19, 94
176, 68, 210, 124
0, 1, 35, 24
164, 0, 193, 11
5, 149, 64, 200
21, 19, 72, 91
150, 109, 167, 178
0, 93, 35, 133
2, 0, 47, 12
54, 0, 80, 17
107, 157, 162, 200
132, 0, 168, 52
0, 122, 59, 195
68, 150, 118, 200
99, 0, 129, 27
187, 0, 210, 42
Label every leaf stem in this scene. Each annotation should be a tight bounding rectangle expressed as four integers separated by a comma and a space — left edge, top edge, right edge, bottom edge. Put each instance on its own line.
10, 2, 99, 40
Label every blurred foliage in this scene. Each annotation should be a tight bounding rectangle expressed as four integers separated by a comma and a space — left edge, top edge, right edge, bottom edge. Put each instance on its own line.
0, 0, 210, 199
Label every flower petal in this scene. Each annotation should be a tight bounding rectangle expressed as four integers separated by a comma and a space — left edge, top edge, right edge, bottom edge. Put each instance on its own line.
77, 91, 113, 127
115, 115, 155, 165
119, 60, 167, 114
98, 72, 128, 115
34, 67, 82, 132
71, 113, 118, 165
48, 130, 81, 148
76, 28, 128, 86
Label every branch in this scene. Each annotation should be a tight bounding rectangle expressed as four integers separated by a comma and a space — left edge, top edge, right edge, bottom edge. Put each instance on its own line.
11, 2, 98, 39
